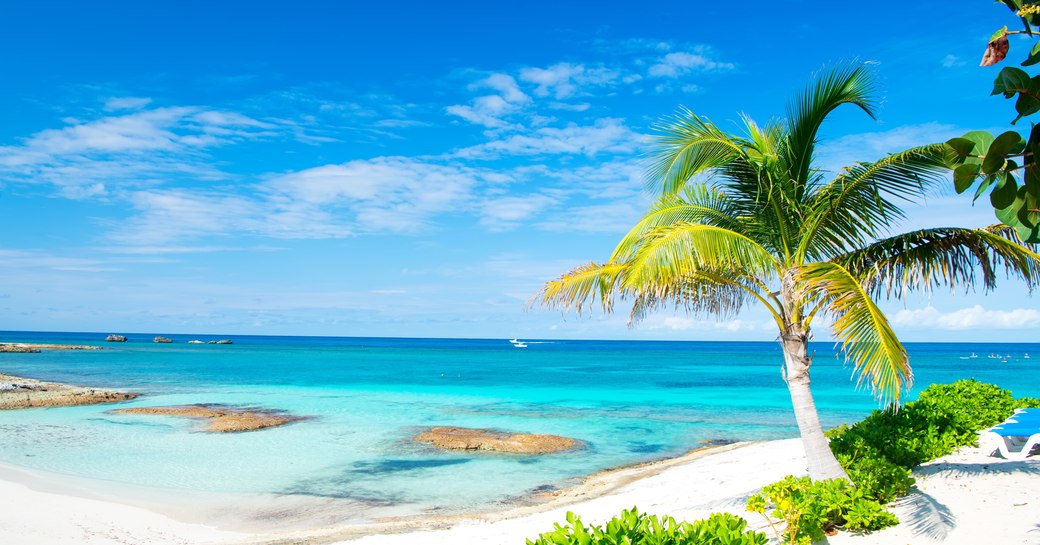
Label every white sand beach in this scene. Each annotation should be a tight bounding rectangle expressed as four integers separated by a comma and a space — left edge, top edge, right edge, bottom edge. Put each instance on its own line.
1, 437, 1036, 545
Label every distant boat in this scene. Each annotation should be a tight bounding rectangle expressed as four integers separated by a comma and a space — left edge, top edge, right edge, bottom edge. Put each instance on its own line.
959, 352, 979, 360
509, 338, 519, 344
513, 342, 527, 348
1025, 353, 1031, 359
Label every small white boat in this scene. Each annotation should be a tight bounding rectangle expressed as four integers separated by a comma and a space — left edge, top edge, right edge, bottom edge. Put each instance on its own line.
513, 342, 527, 348
508, 338, 519, 344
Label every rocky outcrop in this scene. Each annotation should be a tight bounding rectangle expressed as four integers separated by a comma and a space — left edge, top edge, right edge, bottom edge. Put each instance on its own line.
213, 339, 233, 345
412, 426, 583, 454
0, 344, 40, 353
187, 340, 204, 344
153, 336, 173, 343
0, 343, 102, 352
105, 334, 127, 342
0, 373, 137, 410
111, 404, 303, 432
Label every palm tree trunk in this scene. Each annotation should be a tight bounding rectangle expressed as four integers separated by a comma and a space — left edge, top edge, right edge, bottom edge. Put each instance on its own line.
780, 327, 851, 482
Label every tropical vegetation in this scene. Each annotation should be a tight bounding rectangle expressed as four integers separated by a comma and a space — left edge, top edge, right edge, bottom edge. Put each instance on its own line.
749, 380, 1039, 544
533, 64, 1040, 482
526, 380, 1038, 545
947, 0, 1040, 241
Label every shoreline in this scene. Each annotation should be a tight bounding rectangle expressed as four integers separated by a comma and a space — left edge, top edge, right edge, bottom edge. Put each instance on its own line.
0, 371, 138, 410
0, 439, 802, 545
0, 434, 1036, 544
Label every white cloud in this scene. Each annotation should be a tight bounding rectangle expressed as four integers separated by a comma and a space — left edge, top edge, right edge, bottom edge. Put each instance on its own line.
648, 49, 734, 78
519, 63, 620, 99
479, 194, 558, 230
815, 122, 962, 172
455, 118, 642, 158
445, 73, 530, 128
891, 305, 1040, 330
536, 201, 646, 234
104, 97, 153, 111
114, 157, 502, 244
942, 54, 966, 68
0, 106, 281, 196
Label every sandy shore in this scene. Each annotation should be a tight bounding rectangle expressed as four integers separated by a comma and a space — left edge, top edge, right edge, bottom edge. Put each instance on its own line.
0, 434, 1035, 544
0, 372, 138, 409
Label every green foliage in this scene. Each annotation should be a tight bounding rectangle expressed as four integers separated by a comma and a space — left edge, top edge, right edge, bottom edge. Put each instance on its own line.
829, 379, 1023, 474
946, 1, 1040, 241
525, 508, 768, 545
837, 453, 915, 504
746, 476, 898, 545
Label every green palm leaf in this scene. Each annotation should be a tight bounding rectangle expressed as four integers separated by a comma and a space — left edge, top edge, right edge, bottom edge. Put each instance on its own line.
609, 185, 745, 263
834, 224, 1040, 299
532, 262, 629, 315
787, 64, 878, 196
622, 223, 780, 294
797, 262, 910, 406
646, 110, 746, 195
799, 144, 950, 260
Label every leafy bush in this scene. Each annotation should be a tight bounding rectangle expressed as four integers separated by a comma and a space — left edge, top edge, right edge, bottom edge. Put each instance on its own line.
746, 476, 898, 545
836, 452, 914, 504
830, 379, 1028, 472
525, 508, 768, 545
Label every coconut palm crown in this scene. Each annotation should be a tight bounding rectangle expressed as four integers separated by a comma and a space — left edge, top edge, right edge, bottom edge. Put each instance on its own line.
533, 65, 1040, 481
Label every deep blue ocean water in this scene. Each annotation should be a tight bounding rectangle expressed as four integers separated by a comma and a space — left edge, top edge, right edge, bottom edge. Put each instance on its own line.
1, 330, 1038, 521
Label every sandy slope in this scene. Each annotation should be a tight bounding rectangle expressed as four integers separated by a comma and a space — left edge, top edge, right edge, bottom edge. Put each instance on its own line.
0, 438, 1036, 545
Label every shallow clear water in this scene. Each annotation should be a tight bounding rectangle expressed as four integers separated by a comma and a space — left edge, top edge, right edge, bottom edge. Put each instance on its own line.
1, 331, 1038, 521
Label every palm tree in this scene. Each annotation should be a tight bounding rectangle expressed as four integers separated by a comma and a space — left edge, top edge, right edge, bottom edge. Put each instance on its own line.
533, 65, 1040, 481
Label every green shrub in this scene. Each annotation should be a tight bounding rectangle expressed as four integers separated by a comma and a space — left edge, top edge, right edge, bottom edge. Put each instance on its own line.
836, 453, 914, 504
829, 379, 1028, 472
525, 508, 768, 545
746, 476, 898, 545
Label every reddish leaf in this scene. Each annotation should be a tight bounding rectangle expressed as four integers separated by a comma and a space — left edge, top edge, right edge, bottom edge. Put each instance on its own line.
981, 35, 1010, 66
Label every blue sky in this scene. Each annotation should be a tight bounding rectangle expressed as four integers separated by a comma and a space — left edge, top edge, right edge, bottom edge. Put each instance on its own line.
1, 0, 1038, 341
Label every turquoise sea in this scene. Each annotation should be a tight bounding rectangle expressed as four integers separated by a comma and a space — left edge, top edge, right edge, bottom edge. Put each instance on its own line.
1, 331, 1038, 526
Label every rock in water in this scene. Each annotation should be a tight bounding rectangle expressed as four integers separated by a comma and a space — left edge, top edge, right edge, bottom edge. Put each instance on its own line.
413, 426, 582, 454
187, 340, 204, 344
153, 336, 172, 343
112, 404, 303, 432
105, 334, 127, 342
214, 339, 233, 344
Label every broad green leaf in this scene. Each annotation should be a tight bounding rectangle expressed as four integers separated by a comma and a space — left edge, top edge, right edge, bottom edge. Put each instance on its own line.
952, 131, 994, 167
996, 197, 1022, 225
953, 163, 980, 193
991, 26, 1009, 42
991, 173, 1019, 209
982, 131, 1026, 173
1016, 222, 1040, 243
1013, 76, 1040, 123
1023, 40, 1040, 66
993, 66, 1029, 97
974, 174, 998, 201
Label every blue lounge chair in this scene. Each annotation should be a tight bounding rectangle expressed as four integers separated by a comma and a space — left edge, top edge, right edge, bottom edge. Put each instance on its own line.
984, 409, 1040, 460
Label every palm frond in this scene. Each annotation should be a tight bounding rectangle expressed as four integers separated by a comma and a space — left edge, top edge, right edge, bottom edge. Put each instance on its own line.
834, 224, 1040, 299
622, 223, 781, 294
798, 144, 950, 261
531, 262, 629, 315
797, 262, 910, 407
627, 269, 757, 325
610, 185, 745, 263
646, 109, 746, 195
787, 64, 878, 196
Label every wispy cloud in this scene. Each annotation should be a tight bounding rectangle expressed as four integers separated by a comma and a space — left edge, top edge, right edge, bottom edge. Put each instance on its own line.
454, 118, 642, 158
0, 106, 280, 196
104, 96, 153, 111
648, 48, 735, 78
891, 305, 1040, 330
518, 63, 620, 99
941, 54, 966, 68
